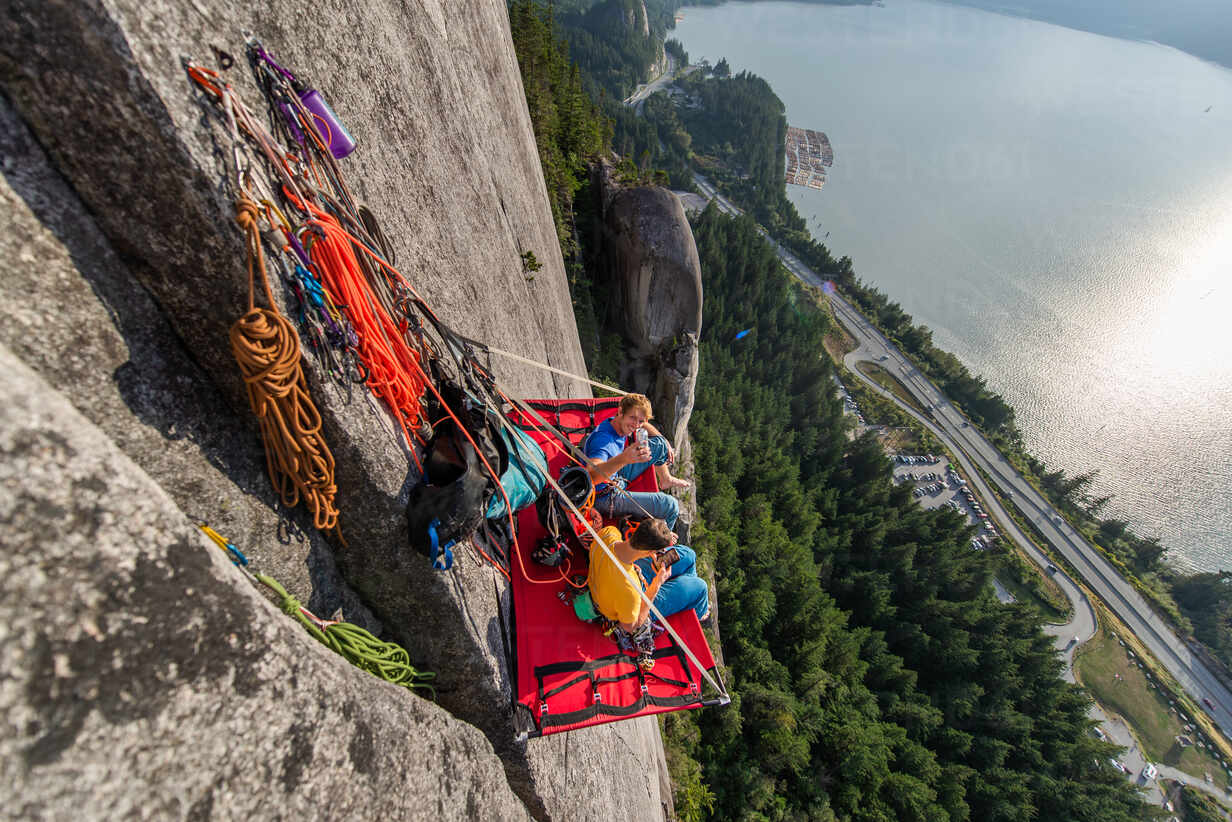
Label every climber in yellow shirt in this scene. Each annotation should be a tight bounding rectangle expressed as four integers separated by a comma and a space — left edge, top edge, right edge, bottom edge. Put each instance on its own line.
586, 518, 709, 670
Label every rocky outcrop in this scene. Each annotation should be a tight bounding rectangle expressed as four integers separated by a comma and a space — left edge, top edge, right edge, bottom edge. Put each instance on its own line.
1, 0, 669, 818
596, 167, 703, 448
1, 345, 533, 821
589, 0, 652, 39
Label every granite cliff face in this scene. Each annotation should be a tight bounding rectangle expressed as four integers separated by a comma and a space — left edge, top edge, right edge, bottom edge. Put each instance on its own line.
1, 346, 533, 822
1, 0, 674, 818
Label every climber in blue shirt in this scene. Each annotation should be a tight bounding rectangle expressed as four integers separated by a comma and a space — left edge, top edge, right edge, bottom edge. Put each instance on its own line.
584, 393, 689, 529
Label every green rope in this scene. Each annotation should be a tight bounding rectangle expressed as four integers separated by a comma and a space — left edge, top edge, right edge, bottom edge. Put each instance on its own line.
256, 573, 437, 698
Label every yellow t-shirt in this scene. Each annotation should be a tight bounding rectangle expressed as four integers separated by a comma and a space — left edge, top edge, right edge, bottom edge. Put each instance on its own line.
587, 526, 645, 625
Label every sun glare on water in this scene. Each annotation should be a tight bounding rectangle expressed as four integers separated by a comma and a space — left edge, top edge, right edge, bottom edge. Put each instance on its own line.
1140, 206, 1232, 379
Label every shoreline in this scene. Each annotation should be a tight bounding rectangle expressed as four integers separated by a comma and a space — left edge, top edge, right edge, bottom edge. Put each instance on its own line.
685, 169, 1232, 746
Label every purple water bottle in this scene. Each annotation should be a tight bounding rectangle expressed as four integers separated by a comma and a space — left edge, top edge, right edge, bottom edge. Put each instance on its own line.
299, 87, 357, 159
252, 42, 357, 159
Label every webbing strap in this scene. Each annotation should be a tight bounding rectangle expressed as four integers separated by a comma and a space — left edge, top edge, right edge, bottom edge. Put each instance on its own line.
505, 395, 591, 468
535, 651, 631, 678
535, 645, 695, 701
488, 349, 629, 396
521, 399, 622, 414
515, 423, 592, 436
537, 691, 708, 730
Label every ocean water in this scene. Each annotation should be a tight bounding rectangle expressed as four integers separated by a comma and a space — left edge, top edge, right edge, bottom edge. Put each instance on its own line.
674, 0, 1232, 572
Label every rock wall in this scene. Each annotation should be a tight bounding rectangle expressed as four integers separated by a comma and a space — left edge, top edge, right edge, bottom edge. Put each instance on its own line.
595, 165, 703, 449
0, 346, 532, 822
1, 0, 670, 818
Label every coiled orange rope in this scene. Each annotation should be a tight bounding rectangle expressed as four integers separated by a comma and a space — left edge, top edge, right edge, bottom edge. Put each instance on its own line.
231, 196, 341, 533
291, 196, 431, 447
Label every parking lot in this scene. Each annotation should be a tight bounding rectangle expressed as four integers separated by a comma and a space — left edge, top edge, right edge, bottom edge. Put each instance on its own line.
891, 454, 1001, 549
835, 376, 866, 426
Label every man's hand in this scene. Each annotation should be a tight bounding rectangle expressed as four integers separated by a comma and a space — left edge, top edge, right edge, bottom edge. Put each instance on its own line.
653, 560, 672, 586
622, 438, 650, 464
585, 508, 603, 530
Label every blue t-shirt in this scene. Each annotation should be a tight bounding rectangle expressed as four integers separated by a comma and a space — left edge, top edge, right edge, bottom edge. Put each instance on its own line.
584, 419, 626, 490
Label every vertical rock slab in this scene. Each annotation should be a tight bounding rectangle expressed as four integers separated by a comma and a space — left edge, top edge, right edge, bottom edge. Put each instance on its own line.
598, 174, 703, 446
0, 93, 377, 633
0, 0, 672, 817
0, 345, 532, 822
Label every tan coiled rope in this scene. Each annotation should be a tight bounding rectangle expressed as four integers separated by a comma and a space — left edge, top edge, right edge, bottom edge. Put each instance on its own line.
231, 195, 341, 534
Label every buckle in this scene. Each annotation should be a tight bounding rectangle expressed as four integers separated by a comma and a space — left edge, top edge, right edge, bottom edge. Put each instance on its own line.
593, 689, 602, 705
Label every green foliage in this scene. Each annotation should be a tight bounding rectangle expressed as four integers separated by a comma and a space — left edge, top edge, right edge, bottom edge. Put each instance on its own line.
520, 250, 543, 272
508, 0, 611, 254
557, 0, 662, 99
664, 37, 688, 64
1174, 572, 1232, 671
1181, 786, 1225, 822
676, 207, 1149, 822
665, 67, 794, 226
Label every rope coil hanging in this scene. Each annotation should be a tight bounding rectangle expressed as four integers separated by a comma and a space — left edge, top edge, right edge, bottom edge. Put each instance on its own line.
256, 573, 437, 697
292, 196, 431, 448
199, 524, 435, 697
231, 195, 341, 533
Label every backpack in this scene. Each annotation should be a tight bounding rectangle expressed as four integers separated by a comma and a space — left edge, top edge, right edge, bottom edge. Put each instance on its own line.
485, 423, 548, 520
406, 387, 508, 570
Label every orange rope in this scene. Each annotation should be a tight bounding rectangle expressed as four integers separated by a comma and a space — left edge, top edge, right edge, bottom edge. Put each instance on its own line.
284, 198, 519, 579
230, 196, 342, 535
193, 71, 521, 576
296, 205, 429, 448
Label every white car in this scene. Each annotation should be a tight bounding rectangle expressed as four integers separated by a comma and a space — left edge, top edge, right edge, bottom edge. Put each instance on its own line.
1141, 763, 1158, 780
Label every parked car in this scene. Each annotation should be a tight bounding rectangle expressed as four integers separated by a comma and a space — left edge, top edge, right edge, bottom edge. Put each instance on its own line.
1203, 697, 1215, 710
1141, 763, 1158, 781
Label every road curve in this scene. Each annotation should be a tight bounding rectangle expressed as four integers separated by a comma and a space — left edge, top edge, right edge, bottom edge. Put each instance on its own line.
825, 293, 1232, 733
623, 54, 677, 114
841, 332, 1096, 660
688, 173, 1232, 736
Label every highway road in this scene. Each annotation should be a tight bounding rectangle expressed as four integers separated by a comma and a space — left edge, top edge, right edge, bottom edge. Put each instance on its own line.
623, 55, 677, 115
688, 172, 1232, 742
842, 328, 1097, 660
